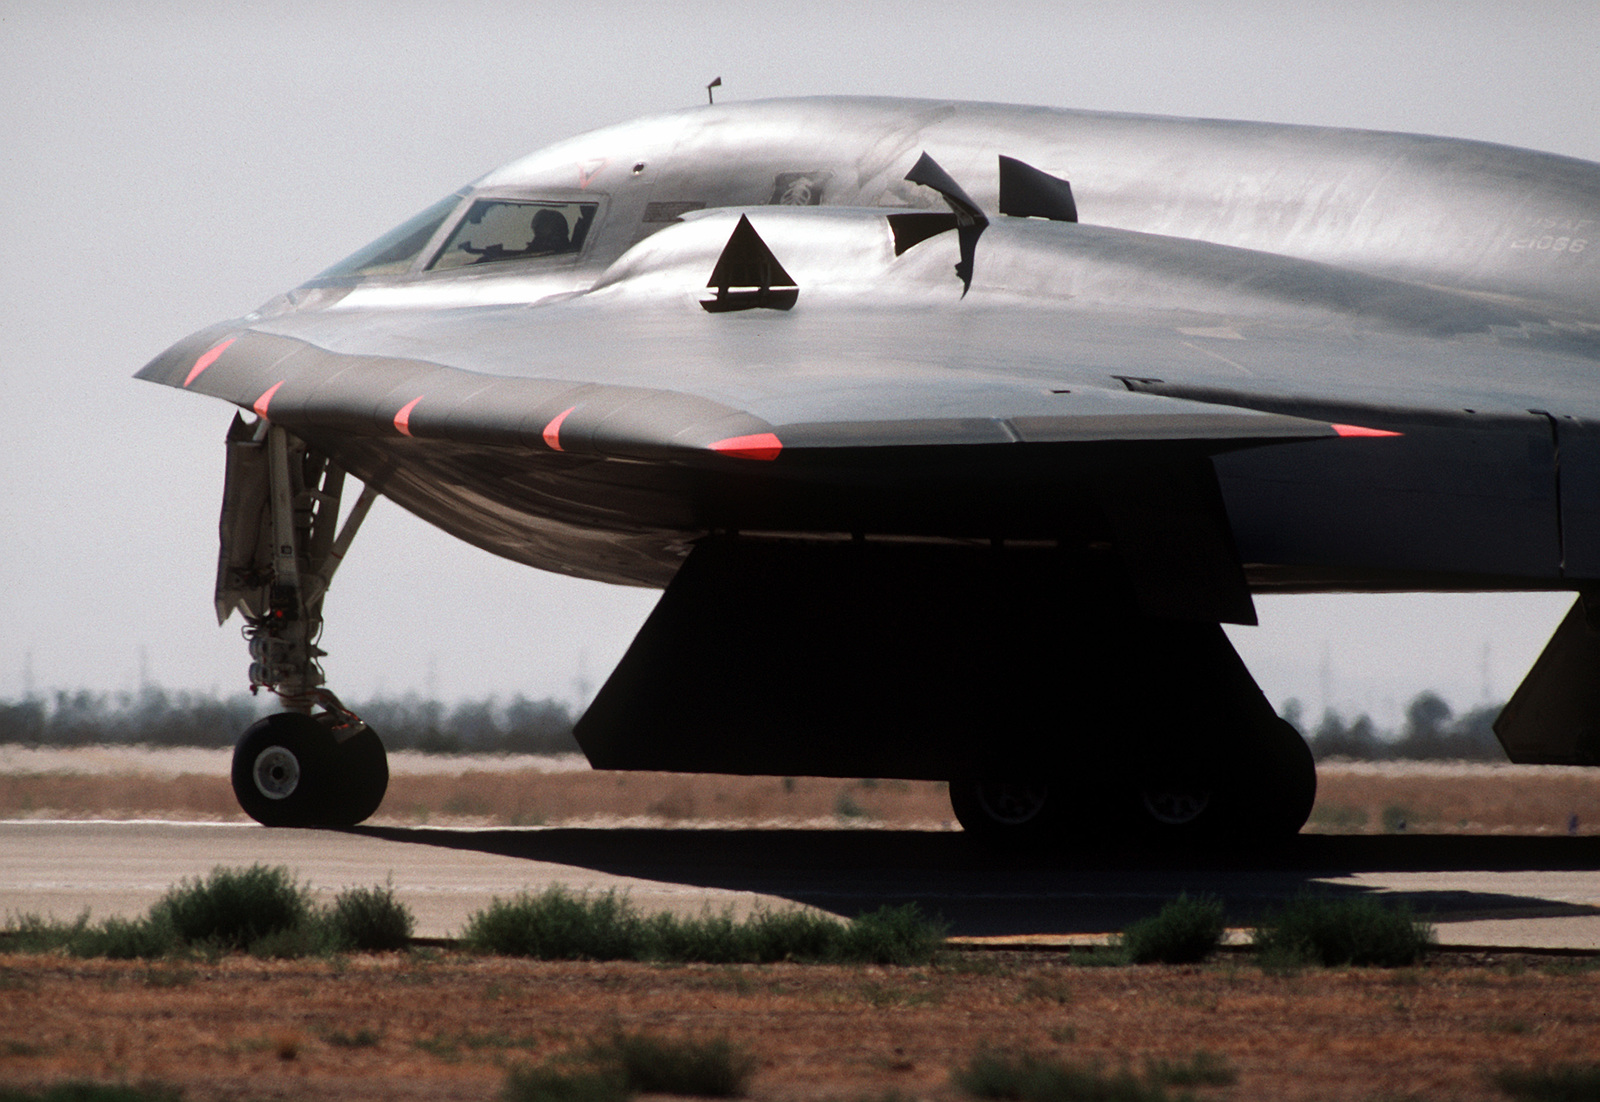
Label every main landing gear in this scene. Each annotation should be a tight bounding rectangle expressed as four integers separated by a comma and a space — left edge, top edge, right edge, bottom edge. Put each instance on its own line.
215, 415, 387, 827
947, 714, 1317, 849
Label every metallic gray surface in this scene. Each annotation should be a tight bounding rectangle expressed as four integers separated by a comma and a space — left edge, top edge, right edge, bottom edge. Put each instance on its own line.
137, 97, 1600, 596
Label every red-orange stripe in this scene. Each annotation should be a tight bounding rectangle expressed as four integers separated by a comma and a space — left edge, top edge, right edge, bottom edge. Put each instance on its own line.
709, 432, 783, 460
394, 396, 423, 437
543, 406, 577, 451
252, 381, 284, 419
1332, 423, 1402, 438
184, 337, 235, 387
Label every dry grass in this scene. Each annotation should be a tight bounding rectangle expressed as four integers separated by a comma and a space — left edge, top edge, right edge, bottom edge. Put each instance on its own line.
1, 951, 1597, 1101
1309, 762, 1600, 835
6, 751, 1600, 834
0, 759, 955, 828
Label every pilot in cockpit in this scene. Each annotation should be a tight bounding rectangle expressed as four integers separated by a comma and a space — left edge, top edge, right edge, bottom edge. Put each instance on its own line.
458, 206, 573, 264
527, 209, 570, 256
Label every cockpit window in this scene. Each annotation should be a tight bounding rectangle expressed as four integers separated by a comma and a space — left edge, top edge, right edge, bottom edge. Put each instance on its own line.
314, 192, 464, 280
428, 200, 598, 271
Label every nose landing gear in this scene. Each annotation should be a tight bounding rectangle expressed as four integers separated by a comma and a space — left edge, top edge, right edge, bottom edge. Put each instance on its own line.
231, 710, 388, 827
217, 415, 388, 827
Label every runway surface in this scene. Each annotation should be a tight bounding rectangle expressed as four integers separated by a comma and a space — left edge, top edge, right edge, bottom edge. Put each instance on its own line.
5, 821, 1600, 947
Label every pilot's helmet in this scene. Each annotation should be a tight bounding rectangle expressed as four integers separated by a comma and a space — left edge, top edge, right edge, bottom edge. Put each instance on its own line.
531, 209, 570, 248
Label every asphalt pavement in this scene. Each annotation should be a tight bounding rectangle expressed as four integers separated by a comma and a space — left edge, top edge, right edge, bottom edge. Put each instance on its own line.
4, 821, 1600, 947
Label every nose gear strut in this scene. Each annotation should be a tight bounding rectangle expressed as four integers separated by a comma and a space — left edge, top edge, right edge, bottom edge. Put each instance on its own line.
216, 414, 387, 825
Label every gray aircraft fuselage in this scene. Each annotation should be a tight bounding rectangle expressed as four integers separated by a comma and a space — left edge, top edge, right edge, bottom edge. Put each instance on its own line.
137, 97, 1600, 826
142, 97, 1600, 595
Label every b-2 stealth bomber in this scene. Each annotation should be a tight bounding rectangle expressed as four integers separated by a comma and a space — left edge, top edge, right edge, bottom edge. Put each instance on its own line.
137, 97, 1600, 845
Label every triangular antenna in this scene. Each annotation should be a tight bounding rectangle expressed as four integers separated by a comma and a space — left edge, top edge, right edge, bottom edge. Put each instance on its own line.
706, 76, 722, 105
701, 215, 798, 312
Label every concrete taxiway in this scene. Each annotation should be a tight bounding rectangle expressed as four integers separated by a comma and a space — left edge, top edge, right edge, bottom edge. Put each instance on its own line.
3, 820, 1600, 947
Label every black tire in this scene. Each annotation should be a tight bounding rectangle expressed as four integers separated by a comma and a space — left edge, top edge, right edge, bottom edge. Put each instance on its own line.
232, 712, 335, 827
1130, 771, 1225, 840
1244, 716, 1317, 836
322, 726, 389, 826
949, 778, 1070, 848
1125, 716, 1316, 842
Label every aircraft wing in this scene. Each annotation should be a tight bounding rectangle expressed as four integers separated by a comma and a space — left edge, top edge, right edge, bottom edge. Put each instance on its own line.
138, 205, 1600, 626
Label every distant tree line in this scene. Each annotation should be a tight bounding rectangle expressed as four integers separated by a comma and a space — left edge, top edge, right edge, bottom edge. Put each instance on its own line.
1284, 691, 1506, 762
0, 685, 1504, 761
0, 685, 580, 755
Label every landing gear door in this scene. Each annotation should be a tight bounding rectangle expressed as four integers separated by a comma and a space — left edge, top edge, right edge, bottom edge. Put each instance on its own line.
215, 413, 273, 626
1557, 416, 1600, 580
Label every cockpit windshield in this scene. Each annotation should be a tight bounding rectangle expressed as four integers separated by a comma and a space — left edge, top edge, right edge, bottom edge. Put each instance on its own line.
313, 192, 464, 280
428, 200, 598, 271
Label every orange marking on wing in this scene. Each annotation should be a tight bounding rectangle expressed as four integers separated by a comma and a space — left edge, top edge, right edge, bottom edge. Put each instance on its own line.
543, 406, 577, 451
252, 381, 285, 419
184, 337, 236, 387
1332, 423, 1402, 438
394, 396, 423, 437
709, 432, 783, 461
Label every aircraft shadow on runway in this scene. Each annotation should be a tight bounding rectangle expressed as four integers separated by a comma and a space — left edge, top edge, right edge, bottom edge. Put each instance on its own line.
349, 826, 1600, 937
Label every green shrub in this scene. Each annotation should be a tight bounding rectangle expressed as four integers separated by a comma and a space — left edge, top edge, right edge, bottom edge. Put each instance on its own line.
1065, 945, 1130, 967
1381, 805, 1415, 833
643, 909, 748, 963
1, 913, 87, 955
502, 1029, 752, 1102
1120, 894, 1225, 965
464, 888, 645, 960
953, 1049, 1175, 1101
150, 865, 310, 951
67, 915, 176, 961
1251, 894, 1434, 967
4, 869, 415, 961
1492, 1063, 1600, 1101
587, 1029, 754, 1097
329, 882, 414, 951
0, 1084, 183, 1102
246, 924, 338, 960
500, 1064, 628, 1102
325, 1027, 382, 1048
464, 887, 944, 965
1143, 1051, 1237, 1087
1, 913, 174, 961
840, 904, 947, 966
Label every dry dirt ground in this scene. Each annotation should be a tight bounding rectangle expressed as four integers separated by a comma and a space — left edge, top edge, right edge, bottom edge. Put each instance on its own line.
6, 752, 1600, 1100
5, 749, 1600, 834
3, 949, 1600, 1102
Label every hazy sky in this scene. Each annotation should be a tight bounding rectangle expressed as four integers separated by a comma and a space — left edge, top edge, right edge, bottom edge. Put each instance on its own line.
2, 1, 1596, 728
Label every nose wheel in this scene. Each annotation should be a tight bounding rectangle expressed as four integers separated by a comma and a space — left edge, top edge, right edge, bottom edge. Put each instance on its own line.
214, 418, 389, 826
232, 711, 389, 827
